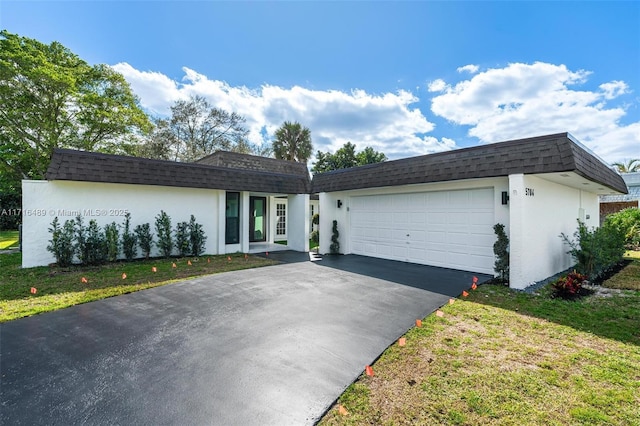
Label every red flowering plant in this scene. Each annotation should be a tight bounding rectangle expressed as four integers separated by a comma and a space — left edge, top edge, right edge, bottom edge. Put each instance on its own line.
551, 271, 588, 299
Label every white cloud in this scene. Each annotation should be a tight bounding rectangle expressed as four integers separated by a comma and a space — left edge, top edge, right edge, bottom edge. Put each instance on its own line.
430, 62, 639, 161
427, 79, 448, 93
456, 64, 479, 74
112, 62, 456, 159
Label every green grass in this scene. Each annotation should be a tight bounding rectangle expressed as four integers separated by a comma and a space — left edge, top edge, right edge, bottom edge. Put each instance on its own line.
0, 230, 19, 250
320, 284, 640, 425
0, 252, 277, 322
603, 255, 640, 290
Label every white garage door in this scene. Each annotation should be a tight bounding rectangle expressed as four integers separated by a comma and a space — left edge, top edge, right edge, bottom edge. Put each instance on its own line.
350, 188, 495, 274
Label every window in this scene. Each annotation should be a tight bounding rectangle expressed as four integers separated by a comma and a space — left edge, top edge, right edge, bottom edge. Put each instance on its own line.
276, 203, 286, 236
226, 192, 240, 244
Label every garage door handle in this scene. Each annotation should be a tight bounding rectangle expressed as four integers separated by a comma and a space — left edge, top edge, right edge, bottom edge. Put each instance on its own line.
406, 234, 410, 237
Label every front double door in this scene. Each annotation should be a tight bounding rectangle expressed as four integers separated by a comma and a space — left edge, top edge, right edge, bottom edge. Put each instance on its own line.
249, 196, 267, 242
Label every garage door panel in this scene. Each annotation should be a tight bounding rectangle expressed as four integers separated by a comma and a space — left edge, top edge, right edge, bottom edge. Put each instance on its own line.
350, 188, 495, 274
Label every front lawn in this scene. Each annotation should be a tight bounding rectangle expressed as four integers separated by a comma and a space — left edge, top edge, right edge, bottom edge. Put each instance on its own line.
320, 284, 640, 425
0, 230, 19, 250
0, 252, 277, 322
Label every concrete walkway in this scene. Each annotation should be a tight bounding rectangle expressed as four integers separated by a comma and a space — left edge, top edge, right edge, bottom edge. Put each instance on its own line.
0, 253, 490, 425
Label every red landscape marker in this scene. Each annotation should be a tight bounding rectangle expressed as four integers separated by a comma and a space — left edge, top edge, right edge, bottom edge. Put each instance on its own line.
244, 253, 248, 260
227, 256, 231, 261
187, 260, 192, 266
398, 337, 406, 347
30, 287, 37, 294
472, 276, 478, 284
207, 258, 210, 263
81, 277, 88, 283
415, 319, 422, 327
436, 310, 444, 317
449, 298, 455, 305
365, 365, 374, 376
266, 252, 269, 256
338, 405, 349, 416
152, 266, 157, 273
462, 290, 469, 297
471, 283, 478, 290
122, 273, 127, 280
172, 262, 177, 268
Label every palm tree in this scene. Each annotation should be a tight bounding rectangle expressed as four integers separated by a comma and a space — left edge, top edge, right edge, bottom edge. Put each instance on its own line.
612, 159, 640, 173
272, 121, 313, 163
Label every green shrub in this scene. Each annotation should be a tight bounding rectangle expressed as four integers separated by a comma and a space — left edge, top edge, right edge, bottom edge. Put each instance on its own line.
134, 223, 153, 259
604, 207, 640, 249
175, 221, 190, 257
310, 230, 319, 245
121, 213, 137, 261
188, 215, 207, 257
84, 219, 107, 265
312, 213, 320, 226
74, 216, 88, 265
493, 223, 509, 283
155, 210, 173, 258
551, 271, 587, 299
104, 222, 120, 262
561, 220, 625, 282
46, 217, 75, 267
330, 220, 340, 254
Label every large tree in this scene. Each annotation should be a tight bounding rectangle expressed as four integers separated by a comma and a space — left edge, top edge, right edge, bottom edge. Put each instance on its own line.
312, 142, 387, 174
0, 30, 151, 183
612, 159, 640, 173
272, 121, 313, 163
140, 95, 255, 162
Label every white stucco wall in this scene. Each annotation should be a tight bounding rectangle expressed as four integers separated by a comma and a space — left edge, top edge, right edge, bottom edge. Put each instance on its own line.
287, 194, 309, 252
508, 174, 599, 289
22, 180, 221, 268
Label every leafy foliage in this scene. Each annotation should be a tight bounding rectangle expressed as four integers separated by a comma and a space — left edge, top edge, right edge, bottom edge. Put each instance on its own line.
611, 159, 640, 173
84, 220, 107, 265
272, 121, 313, 163
104, 222, 120, 262
493, 223, 509, 283
312, 142, 387, 173
0, 190, 21, 230
330, 220, 340, 254
134, 223, 153, 259
175, 221, 190, 257
550, 271, 587, 299
74, 216, 88, 265
140, 95, 251, 161
121, 213, 137, 261
0, 30, 151, 191
604, 207, 640, 249
561, 220, 625, 282
155, 210, 173, 258
46, 217, 75, 267
188, 215, 207, 257
310, 230, 319, 245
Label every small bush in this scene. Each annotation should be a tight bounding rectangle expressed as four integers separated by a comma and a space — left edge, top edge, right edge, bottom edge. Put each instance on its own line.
551, 271, 587, 299
155, 210, 173, 258
561, 220, 625, 282
330, 220, 340, 254
604, 207, 640, 249
175, 221, 190, 257
74, 216, 88, 265
46, 217, 75, 267
104, 222, 120, 262
84, 219, 107, 265
312, 213, 320, 226
310, 230, 319, 245
493, 223, 509, 283
188, 215, 207, 257
121, 213, 138, 261
135, 223, 153, 259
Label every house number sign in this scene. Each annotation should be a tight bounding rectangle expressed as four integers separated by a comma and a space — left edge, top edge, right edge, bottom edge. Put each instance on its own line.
525, 188, 535, 196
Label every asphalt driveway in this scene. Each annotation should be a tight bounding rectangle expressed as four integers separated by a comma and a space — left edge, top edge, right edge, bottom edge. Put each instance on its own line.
1, 253, 490, 425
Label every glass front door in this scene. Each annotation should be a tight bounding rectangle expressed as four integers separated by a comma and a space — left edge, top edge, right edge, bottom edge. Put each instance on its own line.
249, 196, 267, 242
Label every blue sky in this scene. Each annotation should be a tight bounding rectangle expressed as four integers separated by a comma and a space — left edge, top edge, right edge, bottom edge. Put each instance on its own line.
2, 1, 639, 163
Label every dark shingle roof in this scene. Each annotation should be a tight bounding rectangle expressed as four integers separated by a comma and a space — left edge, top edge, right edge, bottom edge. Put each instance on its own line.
46, 149, 311, 194
196, 151, 309, 176
312, 133, 627, 194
